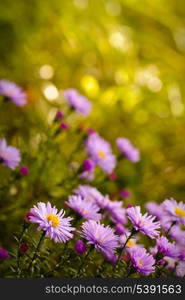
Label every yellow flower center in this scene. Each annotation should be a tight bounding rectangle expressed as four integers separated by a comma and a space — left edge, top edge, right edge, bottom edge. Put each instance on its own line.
127, 239, 135, 248
138, 260, 144, 266
87, 196, 94, 202
7, 90, 13, 97
47, 214, 60, 227
175, 207, 185, 217
81, 208, 89, 215
98, 151, 106, 160
139, 219, 145, 226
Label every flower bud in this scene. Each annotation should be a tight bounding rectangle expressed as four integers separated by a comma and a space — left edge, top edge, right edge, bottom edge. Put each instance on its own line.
109, 172, 117, 181
87, 128, 96, 135
126, 203, 134, 209
0, 248, 10, 261
74, 240, 86, 254
20, 166, 29, 176
55, 111, 64, 120
24, 212, 34, 223
19, 243, 29, 253
82, 159, 94, 172
120, 189, 131, 198
59, 122, 69, 130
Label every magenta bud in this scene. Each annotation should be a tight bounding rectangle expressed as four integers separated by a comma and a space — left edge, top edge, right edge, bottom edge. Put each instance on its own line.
59, 122, 69, 130
115, 223, 126, 235
19, 243, 29, 253
87, 128, 96, 135
120, 189, 131, 198
20, 166, 29, 176
24, 212, 34, 223
158, 259, 165, 265
109, 172, 117, 181
74, 240, 86, 254
55, 111, 64, 120
82, 159, 94, 172
0, 248, 10, 261
126, 204, 134, 209
123, 253, 130, 262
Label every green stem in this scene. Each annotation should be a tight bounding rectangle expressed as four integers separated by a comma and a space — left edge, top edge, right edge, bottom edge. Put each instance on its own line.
96, 260, 107, 277
155, 262, 168, 278
166, 221, 176, 235
118, 229, 137, 261
27, 231, 45, 276
16, 223, 28, 277
113, 229, 137, 275
44, 242, 70, 277
126, 263, 134, 277
76, 246, 92, 277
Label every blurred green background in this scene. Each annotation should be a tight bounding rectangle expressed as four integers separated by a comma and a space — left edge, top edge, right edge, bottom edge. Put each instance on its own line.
0, 0, 185, 227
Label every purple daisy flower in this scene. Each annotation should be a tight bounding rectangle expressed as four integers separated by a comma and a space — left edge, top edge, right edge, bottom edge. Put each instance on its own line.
66, 195, 101, 221
63, 88, 92, 115
85, 133, 116, 174
94, 195, 113, 211
0, 79, 27, 106
88, 194, 126, 223
149, 246, 158, 256
120, 233, 141, 250
111, 206, 128, 225
81, 220, 119, 257
115, 223, 127, 235
176, 261, 185, 277
126, 206, 160, 239
145, 203, 172, 233
0, 138, 21, 169
116, 137, 140, 162
160, 215, 174, 232
164, 257, 176, 270
170, 225, 185, 246
74, 185, 104, 205
177, 246, 185, 261
145, 202, 163, 220
156, 236, 178, 258
162, 198, 185, 226
129, 247, 155, 275
92, 193, 126, 224
29, 202, 74, 243
74, 184, 127, 223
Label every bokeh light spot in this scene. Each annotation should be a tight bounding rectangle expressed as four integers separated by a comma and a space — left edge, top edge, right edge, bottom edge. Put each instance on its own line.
39, 65, 54, 80
81, 75, 99, 97
43, 84, 59, 101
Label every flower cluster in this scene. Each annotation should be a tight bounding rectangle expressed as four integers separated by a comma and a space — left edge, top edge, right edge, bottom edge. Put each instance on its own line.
0, 79, 184, 279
